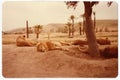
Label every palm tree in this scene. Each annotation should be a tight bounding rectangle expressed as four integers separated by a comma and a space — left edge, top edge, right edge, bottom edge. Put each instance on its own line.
34, 25, 42, 39
70, 15, 75, 37
66, 22, 72, 38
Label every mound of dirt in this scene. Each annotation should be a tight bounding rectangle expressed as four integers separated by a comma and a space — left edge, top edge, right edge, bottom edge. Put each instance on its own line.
37, 51, 118, 77
2, 45, 118, 78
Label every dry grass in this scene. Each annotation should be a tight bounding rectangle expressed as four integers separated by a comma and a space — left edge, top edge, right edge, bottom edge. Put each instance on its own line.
2, 34, 18, 44
2, 38, 16, 44
2, 31, 118, 45
2, 30, 118, 77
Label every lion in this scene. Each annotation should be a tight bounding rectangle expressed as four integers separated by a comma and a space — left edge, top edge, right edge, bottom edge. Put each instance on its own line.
71, 39, 87, 46
16, 35, 36, 47
97, 37, 111, 45
71, 37, 111, 46
77, 44, 118, 58
36, 41, 69, 52
100, 45, 118, 58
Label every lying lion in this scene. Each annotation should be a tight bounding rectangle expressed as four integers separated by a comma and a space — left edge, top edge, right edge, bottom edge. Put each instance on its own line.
100, 45, 118, 58
78, 45, 118, 58
72, 38, 111, 46
16, 35, 36, 47
36, 41, 69, 52
97, 38, 111, 45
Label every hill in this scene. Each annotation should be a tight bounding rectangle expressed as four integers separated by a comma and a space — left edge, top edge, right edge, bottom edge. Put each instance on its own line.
3, 20, 118, 34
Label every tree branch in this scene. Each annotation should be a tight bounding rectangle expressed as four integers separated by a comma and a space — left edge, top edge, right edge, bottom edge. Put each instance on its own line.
90, 1, 99, 7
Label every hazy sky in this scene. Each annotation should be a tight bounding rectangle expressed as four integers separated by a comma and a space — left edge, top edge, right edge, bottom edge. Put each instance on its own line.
2, 1, 118, 31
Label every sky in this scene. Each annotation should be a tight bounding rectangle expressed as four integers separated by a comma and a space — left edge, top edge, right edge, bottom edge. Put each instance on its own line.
2, 1, 118, 31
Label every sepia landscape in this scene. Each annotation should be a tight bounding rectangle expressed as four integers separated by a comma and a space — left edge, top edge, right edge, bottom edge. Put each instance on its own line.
2, 1, 118, 78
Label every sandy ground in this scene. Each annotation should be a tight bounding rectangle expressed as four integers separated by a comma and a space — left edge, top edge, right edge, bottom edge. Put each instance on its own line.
2, 44, 118, 78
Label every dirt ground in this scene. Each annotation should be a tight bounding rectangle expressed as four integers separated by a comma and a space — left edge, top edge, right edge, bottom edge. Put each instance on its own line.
2, 44, 118, 78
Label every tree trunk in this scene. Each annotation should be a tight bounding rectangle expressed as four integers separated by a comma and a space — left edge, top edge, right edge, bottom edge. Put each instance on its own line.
48, 34, 49, 40
26, 20, 29, 38
83, 18, 85, 35
93, 13, 96, 32
68, 26, 70, 37
72, 19, 74, 37
48, 32, 50, 40
84, 2, 100, 56
36, 33, 39, 39
79, 26, 82, 35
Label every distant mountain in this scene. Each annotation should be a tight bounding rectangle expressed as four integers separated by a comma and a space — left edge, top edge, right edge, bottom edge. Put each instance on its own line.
3, 27, 26, 34
97, 20, 118, 27
43, 23, 66, 32
3, 20, 118, 34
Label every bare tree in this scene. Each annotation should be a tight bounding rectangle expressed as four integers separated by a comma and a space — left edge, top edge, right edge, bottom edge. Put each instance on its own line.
66, 1, 112, 56
65, 1, 112, 56
83, 2, 99, 56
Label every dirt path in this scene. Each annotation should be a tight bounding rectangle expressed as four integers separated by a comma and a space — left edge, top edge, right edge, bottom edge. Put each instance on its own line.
2, 44, 118, 78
